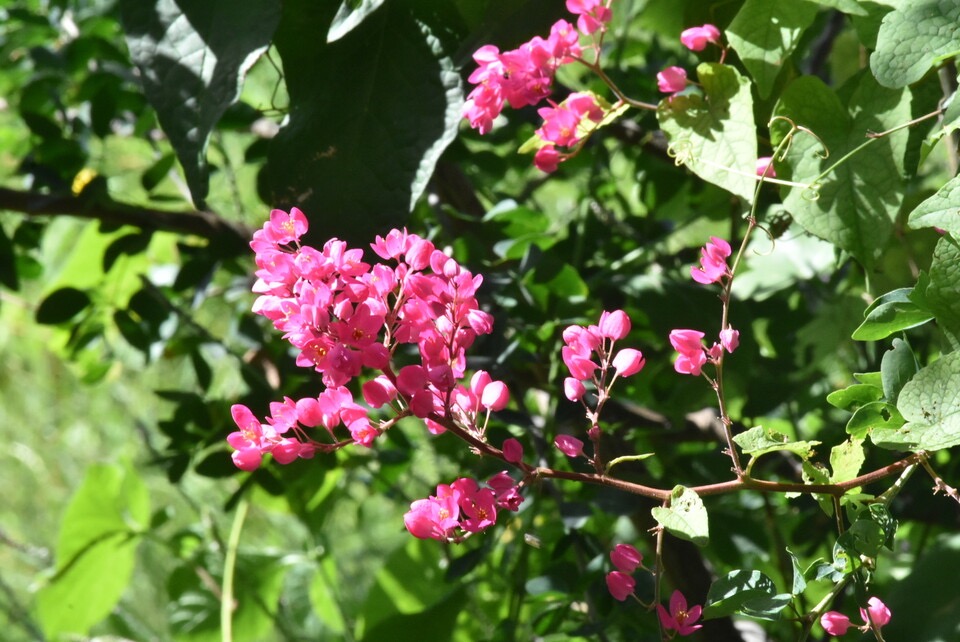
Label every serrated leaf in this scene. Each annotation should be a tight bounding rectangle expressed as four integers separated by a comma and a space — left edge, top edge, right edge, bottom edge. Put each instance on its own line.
260, 0, 464, 245
881, 350, 960, 451
772, 74, 910, 268
907, 173, 960, 236
651, 486, 709, 547
703, 570, 792, 621
924, 237, 960, 348
35, 286, 91, 324
870, 0, 960, 88
826, 384, 884, 412
881, 338, 918, 404
657, 63, 758, 202
852, 288, 934, 340
726, 0, 819, 99
327, 0, 386, 42
120, 0, 281, 208
830, 438, 865, 483
733, 426, 820, 462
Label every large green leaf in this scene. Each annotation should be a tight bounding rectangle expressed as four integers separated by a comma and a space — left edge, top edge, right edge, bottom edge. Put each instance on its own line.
908, 173, 960, 236
260, 0, 464, 245
925, 237, 960, 348
852, 288, 934, 340
657, 63, 758, 203
703, 570, 792, 621
120, 0, 281, 208
726, 0, 819, 99
870, 0, 960, 88
875, 351, 960, 451
772, 73, 910, 268
35, 463, 149, 638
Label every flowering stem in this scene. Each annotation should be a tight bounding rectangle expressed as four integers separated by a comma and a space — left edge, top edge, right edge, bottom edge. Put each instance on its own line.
576, 57, 658, 111
221, 497, 248, 642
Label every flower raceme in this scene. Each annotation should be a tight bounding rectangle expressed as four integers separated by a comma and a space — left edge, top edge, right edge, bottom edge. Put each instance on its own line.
404, 474, 523, 541
228, 209, 511, 469
690, 236, 732, 284
821, 597, 892, 636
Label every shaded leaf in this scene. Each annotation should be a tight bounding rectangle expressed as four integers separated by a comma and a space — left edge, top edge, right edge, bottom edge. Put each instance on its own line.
703, 570, 792, 621
880, 338, 917, 404
36, 287, 91, 324
924, 237, 960, 348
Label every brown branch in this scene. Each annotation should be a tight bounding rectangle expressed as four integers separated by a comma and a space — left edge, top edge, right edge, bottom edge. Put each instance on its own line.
0, 187, 253, 254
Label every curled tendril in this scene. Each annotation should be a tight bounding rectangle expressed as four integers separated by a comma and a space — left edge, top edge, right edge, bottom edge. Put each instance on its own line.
801, 181, 822, 202
667, 139, 695, 167
752, 222, 777, 256
766, 116, 830, 161
796, 126, 829, 159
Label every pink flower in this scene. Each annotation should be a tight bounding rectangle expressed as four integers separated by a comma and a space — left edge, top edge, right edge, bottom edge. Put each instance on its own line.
690, 236, 732, 284
610, 543, 642, 573
566, 0, 612, 35
756, 156, 776, 178
657, 590, 703, 636
860, 597, 891, 628
605, 571, 636, 601
536, 93, 603, 148
612, 348, 645, 377
657, 66, 687, 94
821, 611, 852, 636
719, 327, 739, 353
680, 24, 721, 52
669, 329, 707, 376
564, 377, 586, 401
555, 434, 584, 457
598, 309, 631, 340
534, 145, 561, 173
502, 438, 524, 464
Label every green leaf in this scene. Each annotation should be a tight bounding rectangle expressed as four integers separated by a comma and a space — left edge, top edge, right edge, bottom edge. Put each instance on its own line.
35, 286, 91, 324
703, 570, 792, 620
309, 557, 346, 635
120, 0, 281, 208
809, 0, 867, 15
924, 237, 960, 348
907, 173, 960, 236
726, 0, 820, 98
140, 152, 177, 193
847, 401, 905, 440
829, 437, 865, 483
327, 0, 386, 42
786, 548, 807, 596
651, 486, 709, 547
35, 463, 149, 638
839, 518, 884, 558
826, 384, 884, 412
733, 426, 820, 463
772, 73, 911, 268
852, 288, 934, 340
881, 338, 918, 404
881, 350, 960, 451
657, 63, 758, 202
870, 0, 960, 88
260, 0, 464, 245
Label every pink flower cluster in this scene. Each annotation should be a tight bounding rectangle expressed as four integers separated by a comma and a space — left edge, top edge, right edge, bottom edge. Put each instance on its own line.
690, 236, 732, 285
463, 2, 613, 172
228, 208, 509, 469
821, 597, 891, 636
605, 543, 643, 600
562, 309, 645, 397
680, 24, 721, 52
669, 327, 739, 376
404, 472, 523, 541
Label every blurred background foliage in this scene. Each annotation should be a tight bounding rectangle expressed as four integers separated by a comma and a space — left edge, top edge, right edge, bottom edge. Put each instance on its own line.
0, 0, 958, 640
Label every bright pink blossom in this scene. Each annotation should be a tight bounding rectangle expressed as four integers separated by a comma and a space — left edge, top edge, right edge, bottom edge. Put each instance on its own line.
820, 611, 852, 636
610, 543, 642, 573
680, 24, 721, 52
605, 571, 636, 601
690, 236, 732, 284
756, 156, 776, 178
536, 93, 603, 148
566, 0, 612, 35
534, 145, 562, 173
657, 66, 688, 94
598, 309, 630, 340
669, 329, 707, 376
657, 590, 703, 636
555, 434, 585, 457
564, 377, 586, 401
612, 348, 645, 377
502, 438, 524, 464
860, 597, 891, 628
719, 327, 739, 353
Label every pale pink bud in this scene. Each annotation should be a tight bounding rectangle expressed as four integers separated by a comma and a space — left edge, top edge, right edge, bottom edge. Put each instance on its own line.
605, 571, 636, 601
598, 309, 631, 340
612, 348, 645, 377
820, 611, 851, 636
610, 544, 643, 573
680, 24, 721, 52
481, 380, 510, 411
720, 327, 739, 353
502, 438, 523, 464
657, 66, 687, 94
756, 156, 776, 178
860, 597, 891, 628
564, 377, 586, 401
534, 145, 561, 173
554, 434, 584, 457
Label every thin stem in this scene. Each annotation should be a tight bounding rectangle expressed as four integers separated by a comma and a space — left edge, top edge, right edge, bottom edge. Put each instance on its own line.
575, 57, 658, 111
918, 455, 960, 503
221, 498, 249, 642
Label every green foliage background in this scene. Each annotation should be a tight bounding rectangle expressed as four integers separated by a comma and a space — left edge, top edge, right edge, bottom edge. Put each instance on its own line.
1, 0, 959, 640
